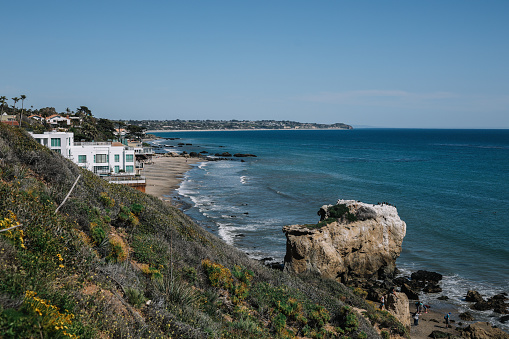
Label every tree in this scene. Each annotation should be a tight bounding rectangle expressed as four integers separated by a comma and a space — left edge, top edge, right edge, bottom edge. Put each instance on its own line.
0, 96, 6, 114
20, 94, 26, 125
76, 106, 92, 117
11, 97, 19, 110
126, 124, 146, 140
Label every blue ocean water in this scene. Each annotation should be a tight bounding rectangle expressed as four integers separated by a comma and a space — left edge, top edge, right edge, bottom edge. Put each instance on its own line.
153, 129, 509, 326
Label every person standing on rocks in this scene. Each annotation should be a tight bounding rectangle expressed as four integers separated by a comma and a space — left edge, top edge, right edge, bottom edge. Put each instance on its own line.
444, 312, 451, 328
380, 295, 385, 310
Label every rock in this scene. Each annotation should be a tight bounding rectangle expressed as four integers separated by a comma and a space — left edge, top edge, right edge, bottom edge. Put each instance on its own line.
386, 292, 410, 329
283, 200, 406, 282
466, 290, 484, 303
411, 270, 443, 283
424, 283, 443, 293
459, 312, 475, 321
472, 301, 492, 311
438, 295, 450, 301
460, 322, 509, 339
429, 330, 450, 338
499, 315, 509, 323
233, 153, 257, 157
214, 152, 232, 157
402, 283, 420, 300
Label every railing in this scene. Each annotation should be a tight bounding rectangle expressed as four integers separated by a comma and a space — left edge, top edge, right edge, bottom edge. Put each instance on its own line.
74, 142, 111, 146
104, 175, 146, 185
134, 147, 154, 154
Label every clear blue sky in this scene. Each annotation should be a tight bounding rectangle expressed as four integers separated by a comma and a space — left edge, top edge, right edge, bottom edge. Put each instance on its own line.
2, 1, 508, 128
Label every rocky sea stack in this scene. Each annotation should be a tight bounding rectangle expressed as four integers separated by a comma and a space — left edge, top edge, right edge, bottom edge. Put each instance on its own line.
283, 199, 407, 283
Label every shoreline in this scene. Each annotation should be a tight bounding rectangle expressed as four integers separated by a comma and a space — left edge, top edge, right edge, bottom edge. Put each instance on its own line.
142, 155, 203, 203
141, 143, 509, 338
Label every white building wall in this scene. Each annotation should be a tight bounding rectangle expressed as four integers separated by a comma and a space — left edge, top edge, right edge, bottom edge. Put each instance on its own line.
29, 132, 136, 175
30, 131, 74, 157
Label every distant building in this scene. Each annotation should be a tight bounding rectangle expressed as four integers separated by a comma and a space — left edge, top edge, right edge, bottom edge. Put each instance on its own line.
1, 113, 19, 126
45, 114, 71, 128
29, 131, 151, 192
28, 114, 44, 122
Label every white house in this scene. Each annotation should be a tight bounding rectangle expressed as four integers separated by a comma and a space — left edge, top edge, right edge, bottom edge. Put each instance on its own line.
45, 114, 71, 127
30, 131, 74, 158
29, 131, 137, 175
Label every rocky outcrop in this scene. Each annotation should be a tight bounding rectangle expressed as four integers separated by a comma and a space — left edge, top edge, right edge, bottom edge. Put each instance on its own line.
460, 322, 509, 339
282, 200, 406, 282
386, 292, 410, 329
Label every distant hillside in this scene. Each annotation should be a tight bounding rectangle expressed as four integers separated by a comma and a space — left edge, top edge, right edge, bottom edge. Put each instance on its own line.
128, 119, 353, 131
0, 123, 406, 338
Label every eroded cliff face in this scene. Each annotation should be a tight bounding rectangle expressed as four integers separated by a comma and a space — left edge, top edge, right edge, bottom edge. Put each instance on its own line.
283, 200, 406, 282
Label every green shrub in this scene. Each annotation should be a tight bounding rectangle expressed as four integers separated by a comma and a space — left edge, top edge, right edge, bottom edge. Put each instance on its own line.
272, 312, 286, 333
126, 288, 146, 308
90, 224, 106, 245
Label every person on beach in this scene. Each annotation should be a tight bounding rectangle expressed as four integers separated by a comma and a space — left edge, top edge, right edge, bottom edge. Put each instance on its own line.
444, 313, 451, 328
419, 301, 423, 314
413, 312, 419, 326
423, 304, 430, 313
415, 301, 420, 313
380, 295, 385, 310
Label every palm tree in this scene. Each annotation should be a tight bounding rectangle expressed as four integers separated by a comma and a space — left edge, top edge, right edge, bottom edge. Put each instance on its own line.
20, 95, 26, 113
20, 94, 26, 125
12, 97, 20, 112
0, 96, 6, 114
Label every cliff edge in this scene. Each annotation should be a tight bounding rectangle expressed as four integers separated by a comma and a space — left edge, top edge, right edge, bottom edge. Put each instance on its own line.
283, 199, 406, 283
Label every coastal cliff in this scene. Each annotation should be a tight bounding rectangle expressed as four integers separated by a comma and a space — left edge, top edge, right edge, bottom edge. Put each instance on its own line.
283, 199, 406, 283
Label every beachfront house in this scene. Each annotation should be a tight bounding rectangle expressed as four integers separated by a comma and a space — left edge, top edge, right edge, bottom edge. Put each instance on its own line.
29, 131, 147, 191
45, 114, 71, 128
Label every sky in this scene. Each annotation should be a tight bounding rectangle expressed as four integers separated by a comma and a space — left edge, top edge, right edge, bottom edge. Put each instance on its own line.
2, 1, 508, 128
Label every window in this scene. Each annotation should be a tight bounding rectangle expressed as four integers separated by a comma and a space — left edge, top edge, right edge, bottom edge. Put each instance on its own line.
126, 154, 134, 162
114, 166, 119, 173
78, 155, 87, 163
51, 138, 61, 147
126, 165, 134, 173
95, 154, 108, 163
93, 166, 110, 174
114, 154, 120, 162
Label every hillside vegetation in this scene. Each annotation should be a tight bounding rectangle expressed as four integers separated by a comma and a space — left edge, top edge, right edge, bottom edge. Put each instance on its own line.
0, 123, 407, 338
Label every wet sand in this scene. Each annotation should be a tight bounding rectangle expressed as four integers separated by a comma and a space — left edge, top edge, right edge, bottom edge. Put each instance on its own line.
143, 156, 203, 202
408, 303, 461, 339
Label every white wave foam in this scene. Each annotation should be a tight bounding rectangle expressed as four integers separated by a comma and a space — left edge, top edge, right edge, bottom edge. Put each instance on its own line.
217, 222, 235, 245
240, 176, 248, 184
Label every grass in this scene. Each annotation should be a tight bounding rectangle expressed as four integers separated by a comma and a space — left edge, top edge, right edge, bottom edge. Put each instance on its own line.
0, 123, 407, 338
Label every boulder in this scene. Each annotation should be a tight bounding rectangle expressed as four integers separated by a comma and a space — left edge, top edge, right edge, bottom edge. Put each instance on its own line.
459, 312, 475, 321
386, 292, 411, 330
423, 283, 443, 293
401, 283, 420, 300
429, 330, 451, 338
283, 200, 406, 282
466, 290, 484, 303
411, 270, 443, 283
460, 322, 509, 339
233, 153, 257, 157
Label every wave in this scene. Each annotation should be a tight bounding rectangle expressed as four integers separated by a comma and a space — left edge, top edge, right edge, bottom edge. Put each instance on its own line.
432, 143, 509, 150
397, 264, 509, 331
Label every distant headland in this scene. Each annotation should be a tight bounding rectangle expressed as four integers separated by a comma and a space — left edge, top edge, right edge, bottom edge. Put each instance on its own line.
127, 119, 353, 132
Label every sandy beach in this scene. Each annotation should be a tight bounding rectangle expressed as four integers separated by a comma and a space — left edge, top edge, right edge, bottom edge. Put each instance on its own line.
143, 155, 203, 202
407, 304, 461, 339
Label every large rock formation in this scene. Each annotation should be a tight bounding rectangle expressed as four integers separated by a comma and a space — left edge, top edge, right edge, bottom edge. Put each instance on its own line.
386, 292, 411, 330
283, 200, 406, 282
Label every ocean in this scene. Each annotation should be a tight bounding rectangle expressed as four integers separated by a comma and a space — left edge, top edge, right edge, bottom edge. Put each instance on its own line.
152, 128, 509, 328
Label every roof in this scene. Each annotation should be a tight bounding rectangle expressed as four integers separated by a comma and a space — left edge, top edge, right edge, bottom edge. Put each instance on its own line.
1, 121, 20, 126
